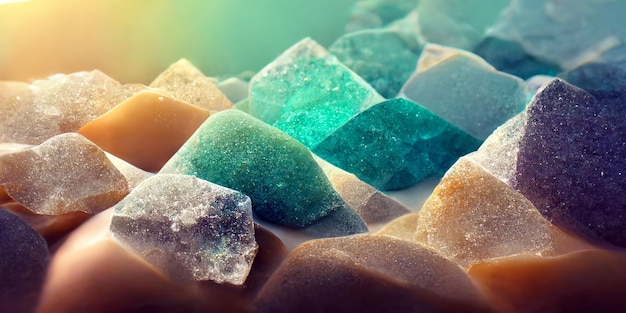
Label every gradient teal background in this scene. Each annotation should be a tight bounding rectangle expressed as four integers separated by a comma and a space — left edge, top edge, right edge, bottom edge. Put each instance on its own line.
0, 0, 357, 83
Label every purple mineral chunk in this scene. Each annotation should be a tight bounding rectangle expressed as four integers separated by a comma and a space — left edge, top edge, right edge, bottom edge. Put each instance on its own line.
514, 79, 626, 247
0, 209, 50, 313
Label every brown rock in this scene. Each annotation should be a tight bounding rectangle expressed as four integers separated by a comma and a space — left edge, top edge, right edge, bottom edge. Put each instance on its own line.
256, 234, 493, 312
79, 90, 210, 172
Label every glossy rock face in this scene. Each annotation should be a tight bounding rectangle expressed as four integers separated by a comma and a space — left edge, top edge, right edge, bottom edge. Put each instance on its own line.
513, 79, 626, 247
161, 109, 367, 235
79, 90, 211, 172
110, 174, 257, 284
0, 133, 128, 215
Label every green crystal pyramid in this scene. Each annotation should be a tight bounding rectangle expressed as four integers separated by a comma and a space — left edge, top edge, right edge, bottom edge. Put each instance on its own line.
160, 109, 367, 234
313, 98, 482, 190
248, 38, 384, 148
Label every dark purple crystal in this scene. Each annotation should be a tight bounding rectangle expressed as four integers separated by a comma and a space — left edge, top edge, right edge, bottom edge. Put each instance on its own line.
514, 79, 626, 247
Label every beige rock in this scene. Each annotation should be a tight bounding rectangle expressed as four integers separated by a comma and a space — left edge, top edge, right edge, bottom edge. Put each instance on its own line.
150, 59, 232, 112
79, 90, 210, 172
0, 133, 128, 215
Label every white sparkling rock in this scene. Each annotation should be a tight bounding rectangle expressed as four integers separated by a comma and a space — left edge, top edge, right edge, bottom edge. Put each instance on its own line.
110, 174, 258, 285
1, 70, 134, 144
0, 133, 129, 215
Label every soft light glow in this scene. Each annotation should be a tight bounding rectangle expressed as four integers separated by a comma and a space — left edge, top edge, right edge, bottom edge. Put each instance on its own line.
0, 0, 30, 4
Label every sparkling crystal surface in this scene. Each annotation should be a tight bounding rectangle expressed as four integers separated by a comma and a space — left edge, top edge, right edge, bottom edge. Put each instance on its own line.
248, 38, 384, 148
0, 133, 128, 215
313, 98, 482, 190
161, 109, 367, 234
110, 174, 257, 284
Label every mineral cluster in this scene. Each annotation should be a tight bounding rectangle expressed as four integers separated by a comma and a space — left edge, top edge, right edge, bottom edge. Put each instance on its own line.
2, 0, 626, 312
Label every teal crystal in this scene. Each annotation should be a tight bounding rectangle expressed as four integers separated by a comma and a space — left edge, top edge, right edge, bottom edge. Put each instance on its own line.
416, 0, 510, 50
346, 0, 419, 31
330, 13, 424, 98
313, 98, 482, 190
160, 109, 367, 235
248, 38, 384, 149
400, 44, 531, 140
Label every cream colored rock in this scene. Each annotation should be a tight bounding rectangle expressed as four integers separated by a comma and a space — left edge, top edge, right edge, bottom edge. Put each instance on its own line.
150, 59, 232, 112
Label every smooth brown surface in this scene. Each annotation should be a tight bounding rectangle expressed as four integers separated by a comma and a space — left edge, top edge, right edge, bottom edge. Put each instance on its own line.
257, 234, 493, 313
469, 249, 626, 313
78, 90, 210, 172
1, 202, 91, 246
37, 209, 287, 313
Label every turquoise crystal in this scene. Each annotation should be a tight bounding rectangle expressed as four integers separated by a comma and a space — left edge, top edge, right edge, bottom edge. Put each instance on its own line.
346, 0, 419, 31
160, 109, 367, 234
400, 44, 531, 140
330, 13, 424, 98
248, 38, 384, 148
415, 0, 510, 50
313, 98, 482, 190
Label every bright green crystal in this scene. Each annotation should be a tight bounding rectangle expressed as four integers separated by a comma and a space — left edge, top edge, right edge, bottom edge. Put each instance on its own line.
313, 98, 482, 190
160, 109, 367, 234
248, 38, 384, 149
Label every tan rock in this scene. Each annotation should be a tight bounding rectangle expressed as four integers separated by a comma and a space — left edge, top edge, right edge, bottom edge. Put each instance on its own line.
150, 59, 232, 112
79, 90, 210, 172
0, 133, 128, 215
257, 234, 493, 312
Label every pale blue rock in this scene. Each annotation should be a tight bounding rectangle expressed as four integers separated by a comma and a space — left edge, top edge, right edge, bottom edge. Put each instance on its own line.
399, 44, 531, 140
248, 37, 384, 148
490, 0, 626, 71
415, 0, 510, 50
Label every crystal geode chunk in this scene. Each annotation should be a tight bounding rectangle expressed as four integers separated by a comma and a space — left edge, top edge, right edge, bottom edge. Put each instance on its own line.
149, 59, 232, 113
0, 133, 128, 215
161, 109, 367, 236
110, 174, 258, 284
313, 98, 482, 190
78, 90, 211, 172
248, 37, 384, 148
513, 79, 626, 248
399, 44, 531, 140
1, 70, 135, 145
